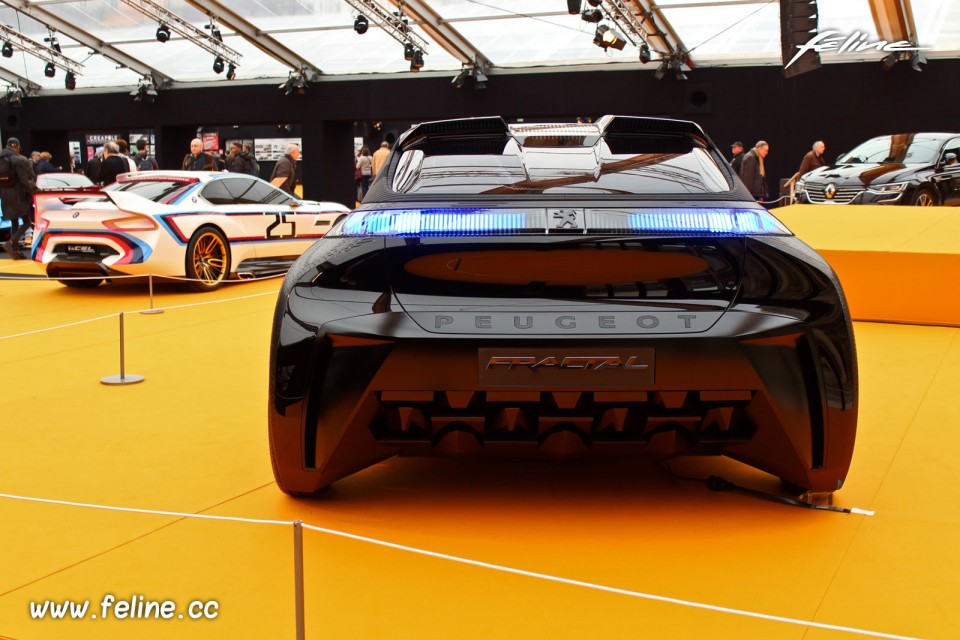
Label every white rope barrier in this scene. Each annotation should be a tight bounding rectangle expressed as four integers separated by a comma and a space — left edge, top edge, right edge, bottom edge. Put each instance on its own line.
0, 491, 911, 640
0, 313, 118, 342
0, 289, 279, 342
0, 272, 286, 283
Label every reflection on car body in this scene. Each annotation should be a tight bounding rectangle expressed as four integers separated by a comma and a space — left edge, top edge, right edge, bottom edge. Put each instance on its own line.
269, 115, 859, 498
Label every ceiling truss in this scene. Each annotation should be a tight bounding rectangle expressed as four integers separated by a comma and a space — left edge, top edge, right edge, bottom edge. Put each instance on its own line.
0, 0, 172, 86
183, 0, 324, 78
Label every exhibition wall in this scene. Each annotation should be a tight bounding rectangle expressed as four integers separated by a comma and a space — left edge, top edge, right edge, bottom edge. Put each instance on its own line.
4, 58, 958, 207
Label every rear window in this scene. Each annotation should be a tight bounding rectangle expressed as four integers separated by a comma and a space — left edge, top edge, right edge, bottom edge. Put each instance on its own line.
391, 133, 731, 196
105, 179, 195, 203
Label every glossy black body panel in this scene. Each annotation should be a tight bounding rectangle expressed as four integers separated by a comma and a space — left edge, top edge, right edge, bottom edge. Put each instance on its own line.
268, 116, 858, 496
269, 232, 857, 495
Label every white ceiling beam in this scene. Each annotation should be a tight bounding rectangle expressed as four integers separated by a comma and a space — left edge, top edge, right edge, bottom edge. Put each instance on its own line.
0, 66, 42, 93
183, 0, 323, 78
120, 0, 241, 66
385, 0, 492, 68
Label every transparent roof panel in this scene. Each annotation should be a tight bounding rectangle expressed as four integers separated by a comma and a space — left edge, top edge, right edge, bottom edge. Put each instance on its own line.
449, 14, 642, 67
0, 0, 957, 90
911, 0, 960, 51
115, 33, 287, 81
274, 27, 460, 75
663, 3, 780, 61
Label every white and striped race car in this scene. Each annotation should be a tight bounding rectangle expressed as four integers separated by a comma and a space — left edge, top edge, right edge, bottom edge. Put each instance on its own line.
31, 172, 350, 290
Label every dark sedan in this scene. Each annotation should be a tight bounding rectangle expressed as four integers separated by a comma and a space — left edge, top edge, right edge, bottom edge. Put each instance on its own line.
796, 133, 960, 206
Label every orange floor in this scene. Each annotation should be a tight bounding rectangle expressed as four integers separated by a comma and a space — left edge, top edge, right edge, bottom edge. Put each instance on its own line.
1, 242, 959, 639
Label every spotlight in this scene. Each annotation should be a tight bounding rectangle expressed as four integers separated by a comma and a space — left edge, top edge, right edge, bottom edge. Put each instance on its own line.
403, 42, 415, 61
474, 70, 488, 90
1, 41, 12, 58
131, 82, 157, 103
155, 24, 171, 42
354, 14, 369, 34
881, 51, 900, 71
409, 49, 424, 72
2, 87, 23, 107
654, 60, 667, 80
44, 35, 61, 53
213, 56, 225, 74
567, 0, 581, 14
226, 63, 236, 81
452, 68, 469, 89
639, 43, 651, 64
593, 25, 626, 51
581, 9, 602, 23
909, 51, 925, 72
280, 72, 308, 95
44, 62, 56, 78
64, 71, 76, 90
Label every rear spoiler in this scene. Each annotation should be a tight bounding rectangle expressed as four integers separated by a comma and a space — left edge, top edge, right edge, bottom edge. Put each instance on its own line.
397, 115, 712, 153
32, 189, 171, 219
399, 116, 511, 150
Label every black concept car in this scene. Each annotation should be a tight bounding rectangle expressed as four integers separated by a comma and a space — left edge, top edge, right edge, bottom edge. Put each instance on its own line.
269, 116, 858, 497
796, 133, 960, 206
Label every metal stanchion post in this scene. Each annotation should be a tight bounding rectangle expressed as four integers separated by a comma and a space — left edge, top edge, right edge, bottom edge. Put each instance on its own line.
141, 274, 164, 315
294, 520, 305, 640
101, 312, 145, 385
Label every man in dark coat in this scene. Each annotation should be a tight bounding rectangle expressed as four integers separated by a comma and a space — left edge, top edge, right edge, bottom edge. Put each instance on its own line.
798, 140, 826, 177
182, 138, 217, 171
226, 141, 245, 173
739, 140, 770, 202
269, 143, 300, 196
0, 137, 38, 259
96, 141, 128, 186
729, 141, 745, 176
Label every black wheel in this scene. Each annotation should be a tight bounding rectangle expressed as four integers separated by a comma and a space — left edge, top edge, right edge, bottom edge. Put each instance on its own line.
184, 226, 230, 292
58, 277, 103, 288
910, 186, 937, 206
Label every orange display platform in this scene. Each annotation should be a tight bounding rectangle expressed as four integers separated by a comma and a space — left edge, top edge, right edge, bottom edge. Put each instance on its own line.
2, 260, 959, 640
776, 204, 960, 327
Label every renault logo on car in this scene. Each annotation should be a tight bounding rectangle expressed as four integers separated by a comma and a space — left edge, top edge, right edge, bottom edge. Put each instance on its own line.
824, 183, 837, 199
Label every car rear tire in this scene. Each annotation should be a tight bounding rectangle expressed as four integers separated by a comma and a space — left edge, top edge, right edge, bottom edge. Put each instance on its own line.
184, 226, 230, 292
910, 187, 937, 206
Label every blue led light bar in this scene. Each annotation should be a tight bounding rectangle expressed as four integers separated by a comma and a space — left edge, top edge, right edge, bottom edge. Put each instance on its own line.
335, 207, 790, 237
628, 208, 788, 235
341, 208, 530, 236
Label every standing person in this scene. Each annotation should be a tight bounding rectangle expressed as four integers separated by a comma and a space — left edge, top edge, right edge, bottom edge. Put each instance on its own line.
241, 143, 260, 177
798, 140, 826, 177
226, 141, 245, 173
355, 145, 373, 198
85, 147, 103, 183
29, 150, 41, 175
116, 139, 138, 172
37, 152, 59, 174
0, 138, 38, 259
739, 140, 770, 203
134, 139, 158, 171
371, 141, 390, 177
729, 141, 745, 176
182, 138, 217, 171
270, 143, 300, 196
97, 141, 128, 186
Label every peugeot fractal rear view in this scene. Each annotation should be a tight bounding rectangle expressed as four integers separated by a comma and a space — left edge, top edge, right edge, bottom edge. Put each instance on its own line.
269, 116, 858, 496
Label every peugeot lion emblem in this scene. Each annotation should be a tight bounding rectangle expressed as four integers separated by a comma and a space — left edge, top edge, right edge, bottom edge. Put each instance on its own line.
824, 183, 837, 199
